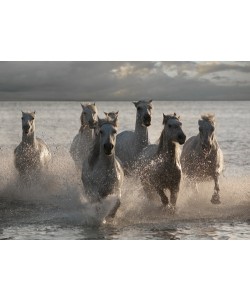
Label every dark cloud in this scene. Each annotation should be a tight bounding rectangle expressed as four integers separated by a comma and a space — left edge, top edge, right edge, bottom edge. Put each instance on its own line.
196, 62, 250, 75
0, 61, 249, 101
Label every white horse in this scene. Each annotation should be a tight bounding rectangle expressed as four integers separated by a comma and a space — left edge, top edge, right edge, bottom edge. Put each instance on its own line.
14, 111, 51, 181
82, 115, 124, 220
70, 103, 98, 170
180, 114, 224, 204
138, 113, 186, 212
116, 100, 153, 173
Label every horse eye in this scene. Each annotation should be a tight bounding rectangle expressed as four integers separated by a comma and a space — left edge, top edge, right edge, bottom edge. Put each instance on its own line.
168, 124, 172, 128
137, 107, 141, 111
100, 130, 103, 134
21, 117, 24, 120
113, 130, 117, 134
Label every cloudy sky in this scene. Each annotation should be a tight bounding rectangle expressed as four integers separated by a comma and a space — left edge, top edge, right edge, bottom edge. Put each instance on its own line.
0, 61, 250, 101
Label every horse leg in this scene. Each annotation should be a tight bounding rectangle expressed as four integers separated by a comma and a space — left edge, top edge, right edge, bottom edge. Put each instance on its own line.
167, 188, 180, 214
156, 188, 169, 206
211, 173, 221, 204
106, 198, 121, 219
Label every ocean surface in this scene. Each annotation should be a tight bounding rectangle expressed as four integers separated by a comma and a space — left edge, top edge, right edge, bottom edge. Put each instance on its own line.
0, 100, 250, 240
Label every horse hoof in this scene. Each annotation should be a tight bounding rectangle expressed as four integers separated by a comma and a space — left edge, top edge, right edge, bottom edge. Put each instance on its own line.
103, 216, 114, 225
211, 194, 221, 205
165, 204, 176, 215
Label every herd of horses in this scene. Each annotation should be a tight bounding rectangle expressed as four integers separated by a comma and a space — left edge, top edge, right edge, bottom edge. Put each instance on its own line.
13, 100, 224, 222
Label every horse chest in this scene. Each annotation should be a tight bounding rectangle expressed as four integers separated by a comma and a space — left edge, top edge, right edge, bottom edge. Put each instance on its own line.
199, 154, 215, 169
164, 163, 181, 186
147, 160, 181, 189
92, 166, 119, 196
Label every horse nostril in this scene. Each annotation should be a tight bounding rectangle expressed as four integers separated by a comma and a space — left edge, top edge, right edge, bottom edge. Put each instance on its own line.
23, 125, 30, 131
143, 115, 151, 125
104, 143, 114, 153
178, 134, 185, 140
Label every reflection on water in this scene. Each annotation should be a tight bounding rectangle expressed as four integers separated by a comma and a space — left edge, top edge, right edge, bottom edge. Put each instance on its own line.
1, 221, 250, 240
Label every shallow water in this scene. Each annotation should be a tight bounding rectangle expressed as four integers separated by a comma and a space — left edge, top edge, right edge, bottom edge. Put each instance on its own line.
0, 100, 250, 239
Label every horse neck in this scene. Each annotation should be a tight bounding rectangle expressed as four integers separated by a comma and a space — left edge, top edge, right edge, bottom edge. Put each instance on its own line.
79, 125, 93, 139
134, 118, 149, 149
197, 133, 218, 153
22, 131, 36, 146
157, 131, 180, 164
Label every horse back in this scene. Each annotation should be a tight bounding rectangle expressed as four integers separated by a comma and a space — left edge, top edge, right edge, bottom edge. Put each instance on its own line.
116, 130, 136, 166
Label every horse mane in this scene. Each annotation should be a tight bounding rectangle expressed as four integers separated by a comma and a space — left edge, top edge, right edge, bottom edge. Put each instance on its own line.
98, 116, 118, 128
200, 114, 215, 125
157, 130, 165, 153
162, 113, 180, 125
22, 111, 36, 119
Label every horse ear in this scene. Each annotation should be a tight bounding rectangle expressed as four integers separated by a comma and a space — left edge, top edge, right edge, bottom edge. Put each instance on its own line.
163, 113, 167, 124
93, 102, 96, 106
104, 112, 108, 117
115, 111, 119, 116
149, 99, 153, 103
132, 101, 138, 107
33, 111, 36, 115
81, 104, 85, 109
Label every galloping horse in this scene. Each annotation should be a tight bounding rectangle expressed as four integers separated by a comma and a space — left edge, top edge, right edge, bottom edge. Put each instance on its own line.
14, 111, 51, 181
116, 100, 153, 173
138, 113, 186, 212
82, 115, 124, 220
181, 114, 224, 204
70, 103, 98, 170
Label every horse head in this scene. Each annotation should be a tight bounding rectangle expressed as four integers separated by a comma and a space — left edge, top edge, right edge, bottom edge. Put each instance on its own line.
198, 114, 215, 155
163, 113, 186, 145
22, 111, 36, 135
104, 111, 119, 122
98, 116, 118, 156
80, 102, 98, 129
133, 99, 153, 127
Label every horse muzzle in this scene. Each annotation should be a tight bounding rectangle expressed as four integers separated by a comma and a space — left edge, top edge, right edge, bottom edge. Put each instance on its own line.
178, 134, 186, 145
104, 143, 114, 155
89, 120, 97, 129
143, 115, 151, 127
23, 126, 30, 135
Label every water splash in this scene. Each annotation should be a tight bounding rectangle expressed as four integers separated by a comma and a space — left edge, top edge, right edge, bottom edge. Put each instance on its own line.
0, 146, 250, 232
